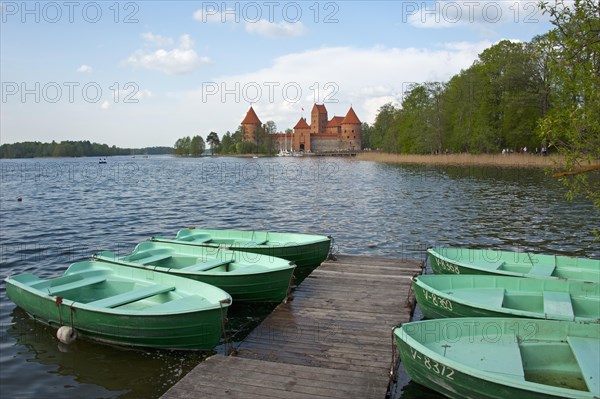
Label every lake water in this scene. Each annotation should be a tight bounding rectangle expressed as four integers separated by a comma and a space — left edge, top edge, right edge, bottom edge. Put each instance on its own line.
1, 156, 598, 398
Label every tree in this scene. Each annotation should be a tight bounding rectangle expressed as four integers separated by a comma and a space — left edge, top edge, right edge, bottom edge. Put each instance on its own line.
537, 0, 600, 208
265, 120, 277, 135
256, 124, 276, 155
220, 131, 234, 154
190, 135, 205, 156
371, 103, 400, 151
206, 132, 220, 155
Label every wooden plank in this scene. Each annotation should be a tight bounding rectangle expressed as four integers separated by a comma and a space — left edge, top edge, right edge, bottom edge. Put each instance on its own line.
164, 356, 386, 399
163, 254, 422, 399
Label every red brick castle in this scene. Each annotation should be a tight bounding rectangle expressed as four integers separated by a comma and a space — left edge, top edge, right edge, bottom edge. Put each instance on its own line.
241, 104, 362, 152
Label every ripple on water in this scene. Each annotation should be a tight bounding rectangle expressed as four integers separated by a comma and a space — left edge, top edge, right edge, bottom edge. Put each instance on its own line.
0, 156, 598, 398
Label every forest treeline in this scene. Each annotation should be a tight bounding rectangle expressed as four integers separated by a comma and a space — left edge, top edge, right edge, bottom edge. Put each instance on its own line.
361, 1, 599, 158
0, 140, 172, 158
362, 38, 552, 154
173, 121, 280, 156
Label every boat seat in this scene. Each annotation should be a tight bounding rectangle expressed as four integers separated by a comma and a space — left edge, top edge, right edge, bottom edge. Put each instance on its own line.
180, 234, 212, 243
181, 259, 231, 272
567, 336, 600, 395
147, 295, 211, 312
472, 260, 505, 270
87, 285, 175, 308
49, 276, 106, 295
543, 291, 574, 318
450, 288, 505, 308
133, 253, 172, 265
528, 263, 556, 277
448, 334, 524, 379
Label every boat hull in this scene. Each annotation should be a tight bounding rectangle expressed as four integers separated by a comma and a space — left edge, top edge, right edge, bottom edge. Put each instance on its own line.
161, 267, 293, 302
414, 280, 510, 320
413, 275, 600, 322
238, 240, 330, 280
428, 247, 600, 282
7, 284, 224, 350
397, 336, 577, 399
395, 318, 599, 399
154, 229, 331, 280
5, 261, 231, 350
96, 241, 296, 302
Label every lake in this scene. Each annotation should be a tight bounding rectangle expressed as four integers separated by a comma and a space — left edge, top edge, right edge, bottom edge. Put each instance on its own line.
1, 156, 598, 398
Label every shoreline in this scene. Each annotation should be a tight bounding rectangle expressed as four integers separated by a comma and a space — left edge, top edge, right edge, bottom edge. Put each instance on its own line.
355, 152, 565, 169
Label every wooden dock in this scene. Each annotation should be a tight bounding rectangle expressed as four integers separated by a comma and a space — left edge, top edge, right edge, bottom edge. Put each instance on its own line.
162, 254, 424, 399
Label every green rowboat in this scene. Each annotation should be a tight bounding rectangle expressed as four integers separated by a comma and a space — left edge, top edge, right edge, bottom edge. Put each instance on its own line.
413, 274, 600, 322
429, 247, 600, 282
5, 260, 232, 350
95, 241, 295, 302
395, 318, 600, 399
153, 228, 331, 280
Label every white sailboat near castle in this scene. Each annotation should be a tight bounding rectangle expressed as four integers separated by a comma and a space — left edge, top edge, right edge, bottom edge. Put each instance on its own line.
277, 132, 292, 157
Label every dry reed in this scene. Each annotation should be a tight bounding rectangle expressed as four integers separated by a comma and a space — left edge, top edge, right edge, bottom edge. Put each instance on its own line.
356, 152, 564, 168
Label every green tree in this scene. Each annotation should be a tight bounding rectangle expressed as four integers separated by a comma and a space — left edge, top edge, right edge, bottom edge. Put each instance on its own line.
360, 122, 372, 150
538, 0, 600, 208
399, 82, 447, 154
265, 120, 277, 135
206, 132, 220, 155
190, 135, 205, 156
220, 131, 234, 154
371, 103, 400, 151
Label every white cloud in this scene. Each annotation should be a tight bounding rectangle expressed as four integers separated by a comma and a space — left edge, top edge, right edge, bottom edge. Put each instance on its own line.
362, 96, 402, 123
141, 32, 174, 47
406, 1, 549, 29
193, 8, 307, 38
245, 20, 307, 38
118, 88, 153, 101
124, 34, 210, 75
175, 41, 492, 135
101, 100, 110, 110
77, 64, 93, 73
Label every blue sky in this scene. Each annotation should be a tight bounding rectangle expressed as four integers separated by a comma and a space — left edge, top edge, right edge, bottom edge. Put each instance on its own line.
1, 1, 555, 147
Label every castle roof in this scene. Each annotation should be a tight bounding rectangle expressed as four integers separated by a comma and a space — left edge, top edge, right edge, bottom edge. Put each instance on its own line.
313, 104, 327, 114
326, 116, 344, 128
294, 117, 310, 129
241, 106, 262, 125
341, 106, 361, 125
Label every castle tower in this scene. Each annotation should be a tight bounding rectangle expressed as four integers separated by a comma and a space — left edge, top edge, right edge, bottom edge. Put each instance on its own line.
293, 117, 311, 152
340, 106, 362, 151
241, 106, 262, 143
311, 104, 328, 134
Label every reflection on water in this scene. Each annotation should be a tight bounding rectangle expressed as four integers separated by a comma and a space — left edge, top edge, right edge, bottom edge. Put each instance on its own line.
1, 156, 598, 398
5, 307, 210, 399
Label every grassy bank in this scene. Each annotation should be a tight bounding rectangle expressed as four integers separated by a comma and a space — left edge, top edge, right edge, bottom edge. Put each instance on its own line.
356, 152, 563, 168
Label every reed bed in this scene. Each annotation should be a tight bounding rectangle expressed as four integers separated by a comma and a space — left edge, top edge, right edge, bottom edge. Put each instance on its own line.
356, 152, 563, 168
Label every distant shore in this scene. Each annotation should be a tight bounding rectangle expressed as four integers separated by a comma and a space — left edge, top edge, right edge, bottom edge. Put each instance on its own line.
356, 152, 563, 168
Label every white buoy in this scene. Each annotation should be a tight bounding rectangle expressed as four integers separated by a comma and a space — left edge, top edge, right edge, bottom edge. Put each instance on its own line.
56, 326, 77, 345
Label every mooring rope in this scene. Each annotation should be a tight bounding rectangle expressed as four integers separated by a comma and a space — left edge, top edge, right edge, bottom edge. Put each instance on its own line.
54, 296, 64, 325
389, 322, 401, 382
69, 302, 76, 329
219, 298, 232, 355
327, 235, 337, 261
284, 263, 296, 304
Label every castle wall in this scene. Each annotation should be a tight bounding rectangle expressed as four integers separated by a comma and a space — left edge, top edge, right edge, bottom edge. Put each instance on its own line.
311, 136, 341, 152
294, 129, 311, 152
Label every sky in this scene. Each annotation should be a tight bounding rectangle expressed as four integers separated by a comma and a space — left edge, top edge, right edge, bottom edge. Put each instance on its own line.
1, 1, 555, 147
